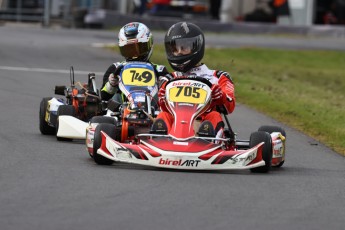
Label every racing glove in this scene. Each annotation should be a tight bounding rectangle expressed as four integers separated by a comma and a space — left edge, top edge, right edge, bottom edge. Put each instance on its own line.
158, 81, 169, 112
211, 84, 224, 104
158, 74, 173, 88
108, 73, 119, 87
158, 87, 166, 105
108, 64, 124, 87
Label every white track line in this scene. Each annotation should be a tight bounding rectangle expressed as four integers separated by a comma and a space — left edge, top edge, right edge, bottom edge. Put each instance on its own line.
0, 66, 103, 76
91, 42, 116, 48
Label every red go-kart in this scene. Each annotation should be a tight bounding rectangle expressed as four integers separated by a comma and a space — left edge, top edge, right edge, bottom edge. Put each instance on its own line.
91, 77, 286, 173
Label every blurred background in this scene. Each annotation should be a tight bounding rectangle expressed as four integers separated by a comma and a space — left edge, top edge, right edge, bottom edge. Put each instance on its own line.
0, 0, 344, 30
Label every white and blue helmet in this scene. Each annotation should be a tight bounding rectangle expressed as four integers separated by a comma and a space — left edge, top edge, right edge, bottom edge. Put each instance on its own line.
118, 22, 153, 61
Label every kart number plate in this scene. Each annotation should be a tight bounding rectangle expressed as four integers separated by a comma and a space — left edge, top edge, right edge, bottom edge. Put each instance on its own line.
122, 67, 155, 87
169, 86, 207, 104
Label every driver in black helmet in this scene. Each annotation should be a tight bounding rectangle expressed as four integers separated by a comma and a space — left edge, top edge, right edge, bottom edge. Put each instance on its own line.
154, 22, 235, 138
100, 22, 169, 106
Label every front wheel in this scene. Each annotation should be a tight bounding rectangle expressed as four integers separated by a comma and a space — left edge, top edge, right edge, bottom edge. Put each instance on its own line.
93, 123, 117, 165
87, 116, 117, 158
249, 131, 272, 173
56, 105, 76, 141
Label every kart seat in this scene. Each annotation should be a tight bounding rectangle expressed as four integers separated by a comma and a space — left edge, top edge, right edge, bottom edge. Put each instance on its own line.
150, 118, 168, 135
197, 121, 215, 137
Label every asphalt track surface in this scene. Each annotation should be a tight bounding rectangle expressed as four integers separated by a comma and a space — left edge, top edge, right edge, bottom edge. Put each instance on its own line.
1, 25, 345, 230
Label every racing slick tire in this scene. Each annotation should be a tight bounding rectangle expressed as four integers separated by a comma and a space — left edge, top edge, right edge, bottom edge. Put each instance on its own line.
249, 131, 273, 173
258, 125, 286, 137
39, 97, 56, 135
258, 125, 286, 167
90, 116, 117, 125
87, 117, 117, 159
93, 123, 116, 165
56, 105, 76, 141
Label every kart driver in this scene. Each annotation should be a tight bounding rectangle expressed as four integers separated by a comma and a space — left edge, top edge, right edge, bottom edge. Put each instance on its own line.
100, 22, 169, 107
154, 22, 235, 138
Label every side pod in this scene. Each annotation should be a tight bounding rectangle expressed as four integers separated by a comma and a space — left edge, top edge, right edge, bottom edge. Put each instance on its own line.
56, 115, 89, 139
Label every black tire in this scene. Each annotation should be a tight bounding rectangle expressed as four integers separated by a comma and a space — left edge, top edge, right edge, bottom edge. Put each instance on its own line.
249, 131, 272, 173
258, 125, 286, 137
87, 117, 116, 159
258, 125, 286, 167
56, 105, 76, 141
93, 124, 117, 165
39, 97, 55, 135
90, 116, 117, 125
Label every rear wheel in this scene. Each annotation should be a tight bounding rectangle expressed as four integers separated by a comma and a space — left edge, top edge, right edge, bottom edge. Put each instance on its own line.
93, 123, 117, 165
258, 125, 286, 137
258, 125, 286, 167
39, 97, 55, 135
249, 131, 272, 173
56, 105, 76, 141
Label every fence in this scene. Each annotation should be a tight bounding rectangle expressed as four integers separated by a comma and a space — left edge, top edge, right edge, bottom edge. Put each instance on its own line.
0, 0, 46, 22
0, 0, 209, 27
0, 0, 119, 26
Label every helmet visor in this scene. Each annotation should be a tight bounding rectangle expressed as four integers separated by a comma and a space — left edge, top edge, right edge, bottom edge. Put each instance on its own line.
165, 35, 203, 57
120, 41, 151, 60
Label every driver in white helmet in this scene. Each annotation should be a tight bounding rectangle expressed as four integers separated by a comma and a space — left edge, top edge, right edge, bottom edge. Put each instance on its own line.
100, 22, 169, 107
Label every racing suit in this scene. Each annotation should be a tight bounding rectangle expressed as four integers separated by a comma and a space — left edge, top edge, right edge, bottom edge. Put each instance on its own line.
101, 61, 169, 106
157, 64, 235, 137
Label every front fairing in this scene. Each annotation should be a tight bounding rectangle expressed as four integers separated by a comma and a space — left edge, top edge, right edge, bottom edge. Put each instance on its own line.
165, 79, 212, 139
118, 62, 158, 110
96, 131, 266, 170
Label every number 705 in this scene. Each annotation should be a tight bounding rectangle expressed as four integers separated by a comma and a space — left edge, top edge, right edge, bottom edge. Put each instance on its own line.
175, 86, 200, 98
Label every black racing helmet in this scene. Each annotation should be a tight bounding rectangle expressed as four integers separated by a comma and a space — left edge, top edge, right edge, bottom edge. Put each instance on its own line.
164, 22, 205, 72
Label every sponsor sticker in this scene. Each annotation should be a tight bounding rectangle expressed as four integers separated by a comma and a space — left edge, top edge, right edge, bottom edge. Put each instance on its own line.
273, 140, 283, 157
226, 150, 257, 165
159, 158, 200, 167
173, 141, 189, 146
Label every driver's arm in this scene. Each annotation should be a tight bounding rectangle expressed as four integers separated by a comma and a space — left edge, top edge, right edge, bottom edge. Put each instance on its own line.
101, 63, 123, 101
216, 71, 235, 114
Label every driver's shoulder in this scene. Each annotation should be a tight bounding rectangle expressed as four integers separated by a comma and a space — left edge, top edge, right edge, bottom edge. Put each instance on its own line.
113, 61, 125, 68
150, 62, 168, 73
